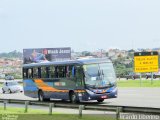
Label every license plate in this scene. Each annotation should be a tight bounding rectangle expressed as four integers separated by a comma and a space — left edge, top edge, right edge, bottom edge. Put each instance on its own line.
101, 96, 107, 99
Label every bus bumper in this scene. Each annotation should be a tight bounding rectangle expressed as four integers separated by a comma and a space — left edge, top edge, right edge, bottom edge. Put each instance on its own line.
80, 88, 118, 101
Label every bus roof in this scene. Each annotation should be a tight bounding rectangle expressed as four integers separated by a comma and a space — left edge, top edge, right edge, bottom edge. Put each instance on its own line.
23, 58, 111, 68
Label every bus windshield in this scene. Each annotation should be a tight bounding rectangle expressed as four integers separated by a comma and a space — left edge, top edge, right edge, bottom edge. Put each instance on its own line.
83, 62, 116, 88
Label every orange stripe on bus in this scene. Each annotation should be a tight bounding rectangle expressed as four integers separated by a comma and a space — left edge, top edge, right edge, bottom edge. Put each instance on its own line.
75, 90, 86, 93
34, 79, 69, 92
34, 79, 86, 93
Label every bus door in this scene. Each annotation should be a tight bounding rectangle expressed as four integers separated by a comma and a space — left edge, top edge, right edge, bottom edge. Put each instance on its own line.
74, 66, 84, 89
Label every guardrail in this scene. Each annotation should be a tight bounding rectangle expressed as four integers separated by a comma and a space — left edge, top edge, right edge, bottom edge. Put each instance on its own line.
0, 99, 160, 120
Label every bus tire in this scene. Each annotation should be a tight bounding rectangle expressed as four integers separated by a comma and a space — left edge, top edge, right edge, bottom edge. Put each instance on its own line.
9, 89, 12, 94
38, 90, 44, 102
69, 91, 79, 103
97, 99, 104, 102
38, 90, 50, 102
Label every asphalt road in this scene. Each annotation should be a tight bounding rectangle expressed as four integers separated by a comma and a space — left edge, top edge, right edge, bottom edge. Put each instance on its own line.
0, 88, 160, 108
103, 88, 160, 108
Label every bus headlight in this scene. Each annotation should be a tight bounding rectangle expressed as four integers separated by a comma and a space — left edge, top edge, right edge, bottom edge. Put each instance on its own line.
78, 93, 82, 96
112, 88, 117, 93
86, 89, 94, 95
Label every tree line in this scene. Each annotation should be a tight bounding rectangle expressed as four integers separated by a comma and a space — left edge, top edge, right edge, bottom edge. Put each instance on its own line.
0, 50, 22, 59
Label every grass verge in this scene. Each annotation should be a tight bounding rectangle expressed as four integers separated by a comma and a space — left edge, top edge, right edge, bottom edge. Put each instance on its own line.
117, 79, 160, 87
0, 107, 116, 120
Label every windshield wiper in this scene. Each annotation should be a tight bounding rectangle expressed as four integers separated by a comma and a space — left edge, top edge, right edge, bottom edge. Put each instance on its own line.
97, 69, 104, 80
108, 81, 116, 87
98, 70, 100, 76
101, 70, 104, 75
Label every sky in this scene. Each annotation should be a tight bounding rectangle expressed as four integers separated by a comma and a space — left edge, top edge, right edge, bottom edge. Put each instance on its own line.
1, 0, 160, 52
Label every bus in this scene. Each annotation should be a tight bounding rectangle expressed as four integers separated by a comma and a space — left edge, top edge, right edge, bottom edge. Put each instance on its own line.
23, 58, 117, 103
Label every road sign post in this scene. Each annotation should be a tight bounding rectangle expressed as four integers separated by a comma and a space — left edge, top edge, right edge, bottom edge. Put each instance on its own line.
151, 72, 153, 85
140, 73, 142, 87
134, 52, 159, 86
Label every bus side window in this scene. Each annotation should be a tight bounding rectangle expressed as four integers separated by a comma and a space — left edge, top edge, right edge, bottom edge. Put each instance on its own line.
33, 67, 38, 78
75, 66, 82, 78
55, 66, 59, 78
38, 67, 41, 78
46, 67, 50, 78
28, 68, 33, 78
49, 66, 55, 78
75, 66, 84, 86
66, 66, 70, 78
41, 67, 47, 78
71, 66, 76, 78
23, 68, 28, 78
62, 66, 66, 77
58, 66, 65, 78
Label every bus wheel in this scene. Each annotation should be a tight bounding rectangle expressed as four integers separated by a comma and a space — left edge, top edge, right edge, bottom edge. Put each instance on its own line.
70, 92, 78, 103
97, 99, 104, 102
9, 89, 12, 94
38, 90, 50, 102
38, 91, 44, 102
